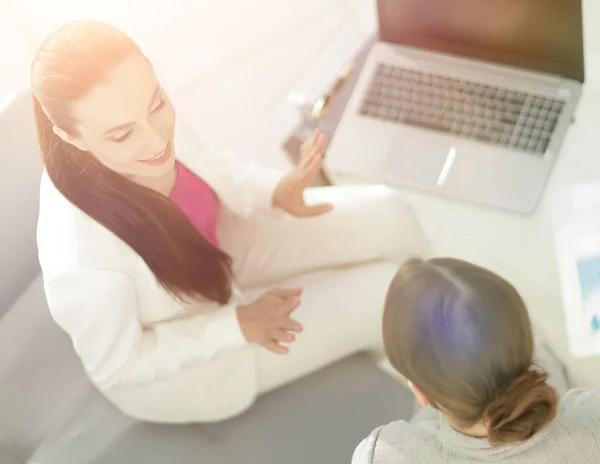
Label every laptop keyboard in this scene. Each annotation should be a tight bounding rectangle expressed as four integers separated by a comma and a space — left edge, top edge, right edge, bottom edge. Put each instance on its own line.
359, 64, 566, 155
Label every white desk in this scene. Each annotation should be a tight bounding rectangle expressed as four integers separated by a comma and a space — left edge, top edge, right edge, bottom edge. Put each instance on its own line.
328, 58, 600, 389
328, 47, 600, 388
168, 1, 600, 387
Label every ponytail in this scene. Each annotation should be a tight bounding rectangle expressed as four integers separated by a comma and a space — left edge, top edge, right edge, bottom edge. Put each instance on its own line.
483, 367, 558, 445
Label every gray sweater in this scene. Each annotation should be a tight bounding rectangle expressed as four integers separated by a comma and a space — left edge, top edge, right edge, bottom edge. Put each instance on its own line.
353, 388, 600, 463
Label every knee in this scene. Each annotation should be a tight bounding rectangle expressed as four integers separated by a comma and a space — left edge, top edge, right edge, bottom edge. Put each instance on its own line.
375, 185, 414, 221
369, 186, 430, 259
307, 184, 430, 258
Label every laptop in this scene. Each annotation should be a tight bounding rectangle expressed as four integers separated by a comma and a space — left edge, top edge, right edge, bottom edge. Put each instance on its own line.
324, 0, 585, 213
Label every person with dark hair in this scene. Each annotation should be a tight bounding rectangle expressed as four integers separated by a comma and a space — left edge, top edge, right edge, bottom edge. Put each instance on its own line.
354, 257, 600, 463
33, 19, 426, 423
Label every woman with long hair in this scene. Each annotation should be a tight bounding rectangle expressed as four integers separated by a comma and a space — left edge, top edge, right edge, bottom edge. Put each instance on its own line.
354, 258, 599, 463
33, 19, 426, 423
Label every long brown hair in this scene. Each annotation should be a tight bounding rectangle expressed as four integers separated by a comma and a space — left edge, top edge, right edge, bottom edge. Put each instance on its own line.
383, 258, 558, 446
31, 19, 232, 304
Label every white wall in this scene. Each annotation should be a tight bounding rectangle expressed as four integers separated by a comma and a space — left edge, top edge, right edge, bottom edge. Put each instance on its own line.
585, 0, 600, 49
0, 3, 32, 103
4, 0, 600, 105
1, 0, 343, 101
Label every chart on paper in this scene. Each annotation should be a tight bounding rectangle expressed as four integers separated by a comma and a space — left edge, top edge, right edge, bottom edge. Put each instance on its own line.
576, 256, 600, 335
553, 181, 600, 358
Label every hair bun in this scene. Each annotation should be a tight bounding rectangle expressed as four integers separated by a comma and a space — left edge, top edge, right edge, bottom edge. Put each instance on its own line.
483, 367, 558, 445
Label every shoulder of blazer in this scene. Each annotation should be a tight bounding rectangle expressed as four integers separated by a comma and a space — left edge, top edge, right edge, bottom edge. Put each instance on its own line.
37, 170, 140, 278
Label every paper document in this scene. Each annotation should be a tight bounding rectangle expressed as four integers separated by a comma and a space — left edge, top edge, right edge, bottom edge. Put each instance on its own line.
554, 182, 600, 357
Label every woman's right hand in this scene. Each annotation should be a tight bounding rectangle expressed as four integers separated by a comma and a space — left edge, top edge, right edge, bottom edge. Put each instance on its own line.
237, 288, 303, 354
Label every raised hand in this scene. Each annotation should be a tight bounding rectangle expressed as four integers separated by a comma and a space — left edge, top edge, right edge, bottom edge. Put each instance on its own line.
272, 129, 334, 218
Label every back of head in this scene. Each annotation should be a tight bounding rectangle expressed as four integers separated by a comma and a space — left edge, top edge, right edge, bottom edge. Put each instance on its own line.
383, 258, 558, 446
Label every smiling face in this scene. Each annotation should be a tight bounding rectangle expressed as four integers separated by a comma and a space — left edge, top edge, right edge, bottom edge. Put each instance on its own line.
54, 55, 177, 179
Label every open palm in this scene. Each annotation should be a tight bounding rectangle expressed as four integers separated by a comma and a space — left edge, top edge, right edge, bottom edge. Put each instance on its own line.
273, 129, 334, 218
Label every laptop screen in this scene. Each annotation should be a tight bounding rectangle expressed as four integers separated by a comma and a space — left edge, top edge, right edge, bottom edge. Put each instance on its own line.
377, 0, 584, 83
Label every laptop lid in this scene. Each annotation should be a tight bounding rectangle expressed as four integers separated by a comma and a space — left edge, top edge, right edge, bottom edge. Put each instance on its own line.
377, 0, 585, 83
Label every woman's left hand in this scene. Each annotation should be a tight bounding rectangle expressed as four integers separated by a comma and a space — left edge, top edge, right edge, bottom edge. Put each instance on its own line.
273, 129, 334, 218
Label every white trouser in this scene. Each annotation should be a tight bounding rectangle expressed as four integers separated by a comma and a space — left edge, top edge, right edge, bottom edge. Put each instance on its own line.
218, 184, 429, 394
29, 185, 428, 463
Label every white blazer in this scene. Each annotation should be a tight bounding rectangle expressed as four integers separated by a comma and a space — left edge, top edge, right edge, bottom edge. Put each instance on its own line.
37, 121, 284, 423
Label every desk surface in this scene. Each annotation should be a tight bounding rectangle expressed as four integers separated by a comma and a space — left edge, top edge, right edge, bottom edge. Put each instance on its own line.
324, 52, 600, 387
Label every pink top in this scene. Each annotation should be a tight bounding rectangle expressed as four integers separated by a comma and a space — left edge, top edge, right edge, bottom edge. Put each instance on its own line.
169, 161, 220, 247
